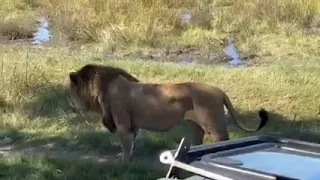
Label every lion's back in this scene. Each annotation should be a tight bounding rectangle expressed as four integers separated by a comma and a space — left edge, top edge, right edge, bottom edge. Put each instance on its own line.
183, 82, 226, 108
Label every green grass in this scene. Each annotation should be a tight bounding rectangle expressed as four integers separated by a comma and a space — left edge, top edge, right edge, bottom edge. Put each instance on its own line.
1, 0, 320, 56
0, 0, 40, 39
1, 0, 320, 179
0, 153, 164, 180
39, 0, 320, 46
1, 43, 320, 179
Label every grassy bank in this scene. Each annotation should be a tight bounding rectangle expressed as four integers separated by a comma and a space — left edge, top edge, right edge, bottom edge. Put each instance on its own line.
1, 0, 320, 58
1, 43, 320, 179
0, 0, 39, 39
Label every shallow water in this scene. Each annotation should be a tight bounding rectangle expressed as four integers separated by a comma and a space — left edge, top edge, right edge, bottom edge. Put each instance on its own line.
180, 12, 192, 26
31, 17, 51, 45
224, 37, 248, 68
179, 57, 193, 66
28, 15, 247, 68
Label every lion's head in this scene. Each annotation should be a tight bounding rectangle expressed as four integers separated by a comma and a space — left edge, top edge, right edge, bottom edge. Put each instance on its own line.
67, 64, 140, 113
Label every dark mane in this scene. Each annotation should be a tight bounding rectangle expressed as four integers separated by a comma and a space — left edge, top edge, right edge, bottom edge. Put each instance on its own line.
72, 64, 140, 133
76, 64, 140, 83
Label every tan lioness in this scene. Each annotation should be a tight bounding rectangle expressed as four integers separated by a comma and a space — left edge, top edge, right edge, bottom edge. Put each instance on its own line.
67, 64, 269, 161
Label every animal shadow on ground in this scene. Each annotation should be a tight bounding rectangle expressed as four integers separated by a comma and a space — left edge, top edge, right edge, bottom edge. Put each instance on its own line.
0, 163, 38, 179
0, 128, 120, 156
7, 83, 319, 164
226, 109, 320, 143
0, 152, 163, 180
19, 83, 104, 130
1, 109, 320, 163
21, 84, 75, 119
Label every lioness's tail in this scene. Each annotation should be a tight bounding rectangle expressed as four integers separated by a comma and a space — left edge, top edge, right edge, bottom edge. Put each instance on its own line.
223, 93, 269, 132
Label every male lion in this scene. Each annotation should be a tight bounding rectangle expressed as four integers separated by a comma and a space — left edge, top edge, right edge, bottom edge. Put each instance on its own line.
67, 64, 269, 162
67, 64, 140, 134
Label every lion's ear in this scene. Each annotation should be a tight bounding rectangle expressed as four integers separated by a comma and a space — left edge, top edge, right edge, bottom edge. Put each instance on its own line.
69, 72, 78, 85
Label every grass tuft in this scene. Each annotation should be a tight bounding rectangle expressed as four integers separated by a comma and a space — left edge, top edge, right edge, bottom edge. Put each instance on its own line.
1, 153, 164, 180
0, 0, 40, 40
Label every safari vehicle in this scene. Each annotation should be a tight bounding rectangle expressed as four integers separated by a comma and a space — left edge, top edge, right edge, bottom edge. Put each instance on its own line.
158, 135, 320, 180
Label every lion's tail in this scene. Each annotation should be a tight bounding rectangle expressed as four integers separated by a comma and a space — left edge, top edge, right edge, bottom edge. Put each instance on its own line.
223, 92, 269, 132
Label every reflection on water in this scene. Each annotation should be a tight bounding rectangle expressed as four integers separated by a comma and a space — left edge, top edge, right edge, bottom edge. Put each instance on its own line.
224, 36, 248, 67
32, 17, 51, 45
228, 150, 320, 180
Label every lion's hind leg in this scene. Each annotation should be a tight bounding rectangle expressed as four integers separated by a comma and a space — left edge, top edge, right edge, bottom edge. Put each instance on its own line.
201, 110, 230, 142
205, 122, 230, 142
186, 120, 205, 146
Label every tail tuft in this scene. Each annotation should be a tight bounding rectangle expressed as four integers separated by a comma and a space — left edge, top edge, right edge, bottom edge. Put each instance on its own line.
257, 108, 269, 130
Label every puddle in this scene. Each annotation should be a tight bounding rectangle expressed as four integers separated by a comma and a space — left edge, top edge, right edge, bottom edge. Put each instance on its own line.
224, 36, 248, 68
31, 17, 51, 45
178, 36, 248, 67
179, 57, 193, 66
180, 12, 192, 26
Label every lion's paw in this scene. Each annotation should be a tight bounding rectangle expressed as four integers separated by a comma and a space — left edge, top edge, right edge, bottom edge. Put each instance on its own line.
115, 152, 123, 159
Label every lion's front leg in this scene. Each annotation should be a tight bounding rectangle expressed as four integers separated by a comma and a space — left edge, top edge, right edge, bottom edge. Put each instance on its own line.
117, 129, 135, 162
116, 127, 139, 160
98, 94, 117, 133
101, 113, 116, 133
110, 99, 135, 161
